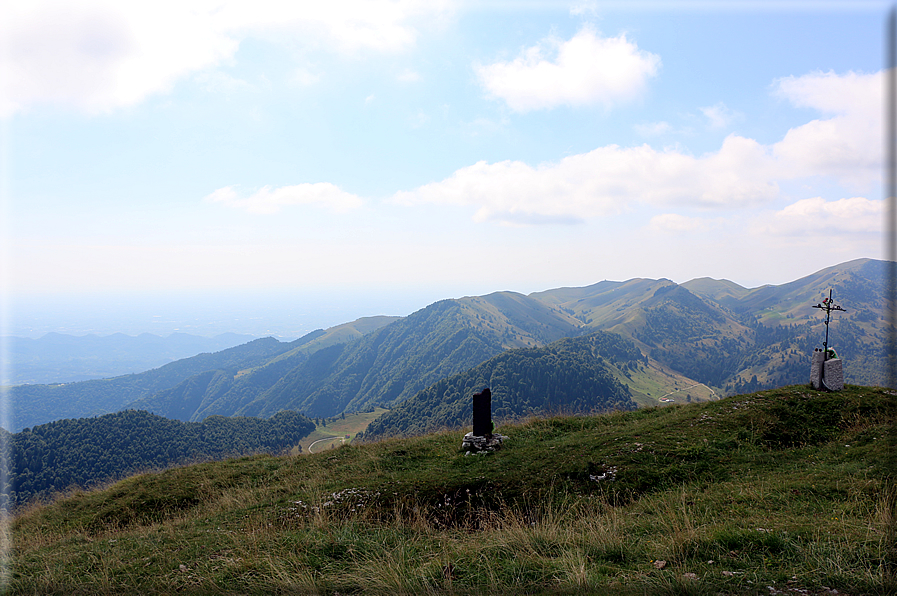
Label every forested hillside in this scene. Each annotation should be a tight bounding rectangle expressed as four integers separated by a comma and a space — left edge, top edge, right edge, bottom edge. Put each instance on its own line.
635, 285, 747, 384
534, 258, 887, 392
132, 292, 581, 421
533, 278, 753, 386
6, 409, 315, 506
362, 331, 639, 441
126, 346, 314, 422
682, 258, 887, 392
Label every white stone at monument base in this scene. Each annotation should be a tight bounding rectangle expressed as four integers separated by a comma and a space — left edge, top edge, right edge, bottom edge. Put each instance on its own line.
461, 432, 507, 453
823, 358, 844, 391
810, 349, 825, 390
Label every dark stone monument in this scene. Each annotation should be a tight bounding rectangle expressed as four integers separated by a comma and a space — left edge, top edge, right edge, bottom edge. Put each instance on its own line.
472, 387, 493, 437
462, 387, 507, 453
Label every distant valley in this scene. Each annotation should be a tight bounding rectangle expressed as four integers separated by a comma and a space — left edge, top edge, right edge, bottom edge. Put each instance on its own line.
3, 331, 256, 385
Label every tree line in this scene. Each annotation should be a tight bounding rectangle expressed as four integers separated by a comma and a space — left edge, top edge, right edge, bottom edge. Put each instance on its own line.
5, 409, 315, 507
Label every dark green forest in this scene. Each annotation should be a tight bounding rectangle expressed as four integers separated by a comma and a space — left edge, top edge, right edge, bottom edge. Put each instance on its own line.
361, 331, 640, 441
5, 409, 315, 507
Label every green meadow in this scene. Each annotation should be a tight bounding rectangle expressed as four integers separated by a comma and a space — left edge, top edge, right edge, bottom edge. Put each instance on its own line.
9, 385, 894, 595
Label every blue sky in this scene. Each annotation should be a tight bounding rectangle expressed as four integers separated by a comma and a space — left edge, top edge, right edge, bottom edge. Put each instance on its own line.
1, 1, 888, 337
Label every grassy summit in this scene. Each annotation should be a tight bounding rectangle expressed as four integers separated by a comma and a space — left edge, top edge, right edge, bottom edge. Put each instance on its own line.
10, 385, 895, 595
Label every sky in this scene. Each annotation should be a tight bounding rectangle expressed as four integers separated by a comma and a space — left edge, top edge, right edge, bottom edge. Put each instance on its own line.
0, 0, 890, 338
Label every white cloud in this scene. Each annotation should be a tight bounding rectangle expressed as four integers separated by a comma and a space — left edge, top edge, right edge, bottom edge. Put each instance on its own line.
755, 196, 882, 236
775, 70, 878, 115
700, 102, 739, 129
0, 0, 447, 116
394, 69, 880, 226
635, 121, 673, 137
0, 1, 236, 116
397, 68, 421, 82
648, 213, 710, 233
408, 110, 430, 128
212, 1, 442, 54
474, 26, 660, 112
392, 134, 779, 224
772, 70, 881, 188
205, 184, 363, 215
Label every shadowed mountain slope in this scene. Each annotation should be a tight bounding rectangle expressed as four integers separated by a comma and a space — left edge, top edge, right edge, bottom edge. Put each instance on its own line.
123, 259, 893, 422
679, 258, 887, 390
361, 331, 641, 441
682, 258, 884, 320
531, 279, 752, 387
528, 258, 887, 391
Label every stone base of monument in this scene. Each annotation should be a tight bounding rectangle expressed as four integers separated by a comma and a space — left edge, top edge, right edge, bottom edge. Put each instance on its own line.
822, 358, 844, 391
462, 432, 507, 454
810, 349, 825, 390
809, 349, 844, 391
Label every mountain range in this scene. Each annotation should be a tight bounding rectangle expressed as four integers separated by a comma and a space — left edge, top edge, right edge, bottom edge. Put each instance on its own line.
5, 258, 888, 435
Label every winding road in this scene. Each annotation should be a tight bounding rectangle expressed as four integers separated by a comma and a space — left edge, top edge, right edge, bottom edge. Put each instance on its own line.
658, 382, 719, 401
307, 435, 344, 454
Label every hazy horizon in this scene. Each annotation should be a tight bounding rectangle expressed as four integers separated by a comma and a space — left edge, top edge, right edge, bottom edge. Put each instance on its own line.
5, 255, 880, 339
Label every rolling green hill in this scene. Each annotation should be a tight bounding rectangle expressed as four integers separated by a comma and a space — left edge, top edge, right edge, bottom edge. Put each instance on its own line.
10, 385, 893, 594
125, 343, 317, 423
268, 315, 401, 359
240, 292, 582, 418
683, 258, 885, 321
532, 278, 755, 388
297, 407, 390, 454
8, 317, 402, 431
681, 258, 887, 391
113, 259, 895, 426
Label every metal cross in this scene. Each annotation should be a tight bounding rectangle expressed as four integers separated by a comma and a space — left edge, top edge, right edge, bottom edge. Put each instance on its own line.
811, 289, 846, 355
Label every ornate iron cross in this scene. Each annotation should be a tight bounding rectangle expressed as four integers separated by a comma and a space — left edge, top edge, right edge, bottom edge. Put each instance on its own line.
811, 289, 846, 355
